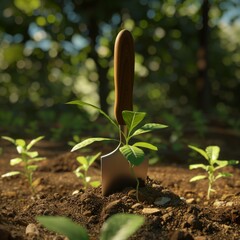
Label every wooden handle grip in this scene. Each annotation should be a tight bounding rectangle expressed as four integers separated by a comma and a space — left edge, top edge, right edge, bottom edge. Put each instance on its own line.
114, 29, 134, 125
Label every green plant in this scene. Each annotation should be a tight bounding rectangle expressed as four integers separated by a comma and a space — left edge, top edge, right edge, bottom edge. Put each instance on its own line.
74, 152, 101, 190
68, 100, 167, 198
37, 213, 144, 240
188, 145, 239, 199
1, 136, 45, 194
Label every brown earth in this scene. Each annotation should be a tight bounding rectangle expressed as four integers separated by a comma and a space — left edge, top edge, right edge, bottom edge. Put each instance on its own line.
0, 138, 240, 240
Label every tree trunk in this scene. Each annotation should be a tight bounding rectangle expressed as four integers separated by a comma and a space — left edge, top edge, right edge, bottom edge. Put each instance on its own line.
196, 0, 211, 113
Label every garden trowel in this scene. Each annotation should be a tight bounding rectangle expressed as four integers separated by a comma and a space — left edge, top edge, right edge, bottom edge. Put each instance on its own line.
101, 29, 148, 196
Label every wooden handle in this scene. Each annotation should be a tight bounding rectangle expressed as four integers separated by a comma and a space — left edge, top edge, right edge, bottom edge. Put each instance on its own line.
114, 29, 134, 125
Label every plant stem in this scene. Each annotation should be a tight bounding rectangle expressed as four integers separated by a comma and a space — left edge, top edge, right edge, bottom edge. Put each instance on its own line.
130, 164, 139, 202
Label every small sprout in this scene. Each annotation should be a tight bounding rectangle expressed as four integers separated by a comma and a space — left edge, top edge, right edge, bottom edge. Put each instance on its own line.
74, 152, 101, 190
1, 136, 46, 194
188, 145, 239, 199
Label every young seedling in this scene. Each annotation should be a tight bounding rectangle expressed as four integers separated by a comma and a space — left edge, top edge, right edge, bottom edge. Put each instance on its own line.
188, 145, 239, 199
1, 136, 45, 194
37, 213, 144, 240
67, 100, 167, 200
74, 152, 101, 190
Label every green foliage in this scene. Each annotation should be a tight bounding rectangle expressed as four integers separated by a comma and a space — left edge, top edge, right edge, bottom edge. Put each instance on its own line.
74, 153, 101, 190
1, 136, 45, 194
188, 145, 239, 199
37, 213, 144, 240
69, 101, 167, 200
36, 216, 89, 240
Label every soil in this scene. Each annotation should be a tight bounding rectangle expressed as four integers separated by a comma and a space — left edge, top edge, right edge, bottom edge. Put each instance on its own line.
0, 136, 240, 240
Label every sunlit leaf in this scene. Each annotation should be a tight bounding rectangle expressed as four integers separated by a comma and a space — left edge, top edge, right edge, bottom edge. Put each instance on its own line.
189, 164, 208, 170
120, 145, 145, 166
1, 171, 21, 177
67, 100, 118, 129
88, 152, 101, 166
27, 136, 44, 150
133, 142, 158, 151
206, 146, 220, 161
122, 111, 146, 135
37, 216, 89, 240
189, 175, 207, 182
76, 156, 88, 166
10, 158, 23, 166
71, 138, 117, 152
188, 145, 208, 160
100, 213, 144, 240
215, 172, 233, 180
90, 181, 101, 188
27, 165, 38, 171
16, 139, 26, 147
2, 136, 15, 144
26, 151, 38, 158
132, 123, 168, 137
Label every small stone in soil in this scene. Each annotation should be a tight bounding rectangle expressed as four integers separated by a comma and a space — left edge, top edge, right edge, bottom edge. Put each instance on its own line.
142, 208, 161, 215
25, 223, 39, 236
186, 198, 196, 204
131, 203, 142, 210
154, 196, 171, 206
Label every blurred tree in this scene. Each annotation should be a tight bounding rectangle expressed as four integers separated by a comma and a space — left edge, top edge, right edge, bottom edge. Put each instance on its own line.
0, 0, 240, 137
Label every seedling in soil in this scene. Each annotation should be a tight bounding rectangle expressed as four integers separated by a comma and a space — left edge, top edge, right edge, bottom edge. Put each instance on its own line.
37, 213, 144, 240
188, 145, 239, 199
67, 100, 167, 200
74, 152, 101, 190
1, 136, 45, 194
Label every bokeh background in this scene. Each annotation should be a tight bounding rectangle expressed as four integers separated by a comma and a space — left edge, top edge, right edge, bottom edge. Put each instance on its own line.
0, 0, 239, 145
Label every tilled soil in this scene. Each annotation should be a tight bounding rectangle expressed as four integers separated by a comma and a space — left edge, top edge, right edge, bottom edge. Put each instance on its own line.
0, 140, 240, 240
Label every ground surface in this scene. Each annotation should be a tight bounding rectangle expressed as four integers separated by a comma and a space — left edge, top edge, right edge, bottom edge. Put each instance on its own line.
0, 137, 240, 240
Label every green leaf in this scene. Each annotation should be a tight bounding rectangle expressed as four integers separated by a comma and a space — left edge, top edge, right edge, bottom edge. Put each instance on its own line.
2, 136, 15, 144
27, 136, 44, 150
74, 171, 84, 179
206, 146, 220, 161
120, 145, 145, 166
26, 151, 38, 158
16, 146, 24, 154
189, 164, 208, 171
189, 175, 207, 182
132, 123, 168, 137
133, 142, 158, 151
122, 111, 146, 135
215, 172, 233, 179
87, 152, 101, 166
76, 156, 88, 166
67, 100, 118, 129
188, 145, 208, 160
16, 139, 26, 147
100, 213, 144, 240
28, 157, 46, 163
10, 158, 23, 166
1, 171, 21, 177
71, 138, 117, 152
27, 165, 38, 171
37, 216, 89, 240
214, 160, 228, 169
90, 181, 101, 188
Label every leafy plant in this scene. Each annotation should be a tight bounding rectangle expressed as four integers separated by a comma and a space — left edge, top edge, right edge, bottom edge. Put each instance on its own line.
37, 213, 144, 240
74, 152, 101, 190
188, 145, 239, 199
1, 136, 45, 194
68, 100, 167, 199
